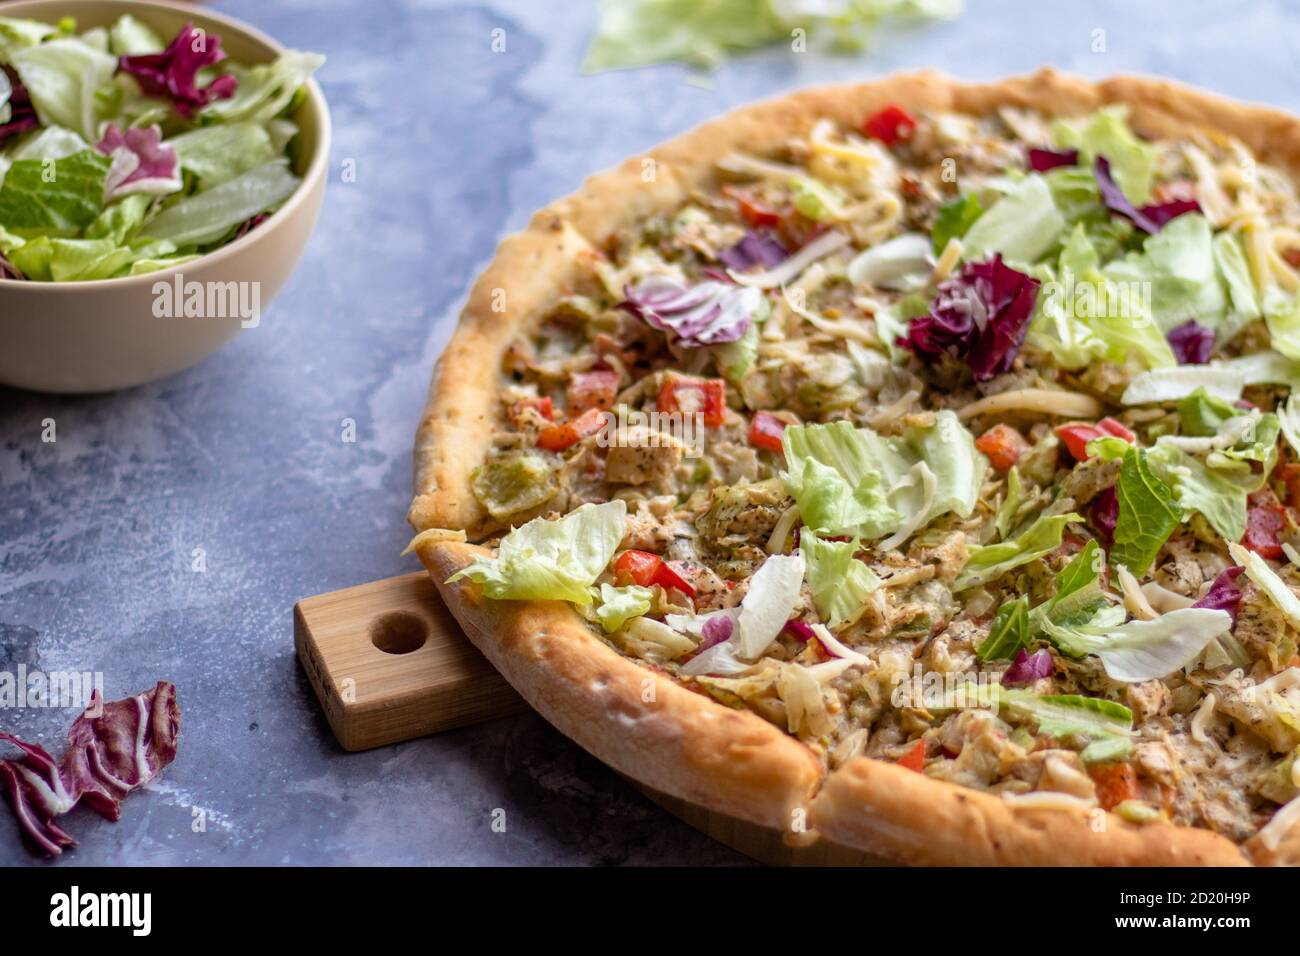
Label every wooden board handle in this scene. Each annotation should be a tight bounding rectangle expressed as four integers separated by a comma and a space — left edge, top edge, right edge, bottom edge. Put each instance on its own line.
294, 572, 526, 751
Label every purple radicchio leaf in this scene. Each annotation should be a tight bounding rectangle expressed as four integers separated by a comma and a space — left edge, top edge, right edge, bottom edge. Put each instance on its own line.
117, 23, 239, 118
0, 253, 23, 281
1166, 319, 1216, 365
901, 254, 1041, 381
717, 230, 788, 272
1027, 147, 1078, 172
1088, 486, 1118, 551
1002, 648, 1054, 687
1094, 156, 1201, 235
619, 274, 761, 347
0, 69, 39, 146
0, 681, 180, 857
697, 613, 734, 652
233, 212, 270, 241
1192, 566, 1247, 623
783, 619, 816, 643
95, 124, 182, 201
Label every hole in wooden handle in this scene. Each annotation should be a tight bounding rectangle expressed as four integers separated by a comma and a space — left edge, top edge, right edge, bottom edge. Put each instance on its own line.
369, 610, 428, 655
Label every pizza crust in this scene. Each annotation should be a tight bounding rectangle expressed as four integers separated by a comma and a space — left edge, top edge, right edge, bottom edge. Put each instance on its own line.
420, 542, 823, 834
412, 69, 1300, 864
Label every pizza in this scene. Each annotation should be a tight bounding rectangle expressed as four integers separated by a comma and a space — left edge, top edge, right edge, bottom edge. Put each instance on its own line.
408, 69, 1300, 866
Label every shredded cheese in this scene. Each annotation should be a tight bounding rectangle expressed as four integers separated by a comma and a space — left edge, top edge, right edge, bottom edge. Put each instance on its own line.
1190, 692, 1218, 745
957, 388, 1103, 422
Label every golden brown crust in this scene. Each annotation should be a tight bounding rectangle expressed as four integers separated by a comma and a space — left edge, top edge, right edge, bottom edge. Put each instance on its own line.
421, 542, 823, 832
412, 70, 1300, 864
810, 755, 1248, 867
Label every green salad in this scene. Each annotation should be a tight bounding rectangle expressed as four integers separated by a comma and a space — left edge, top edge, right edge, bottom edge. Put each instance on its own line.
0, 14, 323, 281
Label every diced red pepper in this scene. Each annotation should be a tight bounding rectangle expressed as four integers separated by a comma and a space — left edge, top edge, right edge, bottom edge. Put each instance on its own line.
975, 423, 1029, 472
566, 368, 620, 414
615, 550, 663, 588
899, 740, 926, 773
1056, 422, 1105, 461
722, 186, 784, 228
1096, 417, 1136, 443
1243, 503, 1288, 559
536, 407, 607, 452
861, 104, 917, 147
613, 550, 698, 597
1089, 762, 1140, 811
655, 560, 697, 598
509, 395, 554, 426
748, 410, 788, 453
658, 375, 727, 428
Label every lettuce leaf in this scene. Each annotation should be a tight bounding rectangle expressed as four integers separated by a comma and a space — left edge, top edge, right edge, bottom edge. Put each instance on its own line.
955, 511, 1083, 591
1044, 606, 1231, 683
1001, 688, 1133, 761
199, 50, 324, 124
1110, 446, 1181, 575
580, 0, 961, 73
1051, 106, 1155, 205
0, 148, 111, 236
595, 583, 653, 633
976, 595, 1029, 661
8, 36, 117, 140
931, 193, 982, 253
800, 528, 881, 629
143, 160, 300, 246
1147, 444, 1247, 542
447, 500, 626, 605
781, 412, 985, 544
1102, 213, 1226, 333
960, 174, 1065, 264
1229, 542, 1300, 631
1029, 224, 1176, 370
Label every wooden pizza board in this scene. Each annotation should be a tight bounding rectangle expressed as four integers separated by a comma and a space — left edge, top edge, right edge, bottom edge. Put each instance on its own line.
294, 573, 890, 866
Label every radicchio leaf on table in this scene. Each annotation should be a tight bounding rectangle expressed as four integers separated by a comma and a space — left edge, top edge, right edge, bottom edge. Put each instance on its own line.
0, 681, 180, 857
901, 254, 1040, 381
117, 23, 239, 118
1166, 319, 1215, 365
1094, 156, 1201, 235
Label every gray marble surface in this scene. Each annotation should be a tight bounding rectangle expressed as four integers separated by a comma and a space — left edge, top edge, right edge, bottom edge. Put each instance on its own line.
3, 0, 1300, 866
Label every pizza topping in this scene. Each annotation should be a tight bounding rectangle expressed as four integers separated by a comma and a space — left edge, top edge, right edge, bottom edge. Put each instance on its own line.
901, 255, 1040, 381
620, 275, 761, 346
658, 375, 727, 427
449, 500, 627, 605
456, 101, 1300, 844
1026, 146, 1078, 172
1, 682, 179, 857
1166, 319, 1216, 365
860, 104, 917, 147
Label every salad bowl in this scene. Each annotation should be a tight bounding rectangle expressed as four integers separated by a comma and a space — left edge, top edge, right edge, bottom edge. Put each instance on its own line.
0, 0, 330, 393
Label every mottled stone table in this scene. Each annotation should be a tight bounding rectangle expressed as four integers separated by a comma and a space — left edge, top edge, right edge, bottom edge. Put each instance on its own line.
3, 0, 1297, 865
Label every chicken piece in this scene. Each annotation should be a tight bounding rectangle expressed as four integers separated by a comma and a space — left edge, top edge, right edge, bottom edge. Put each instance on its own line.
604, 425, 686, 485
1125, 680, 1170, 723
